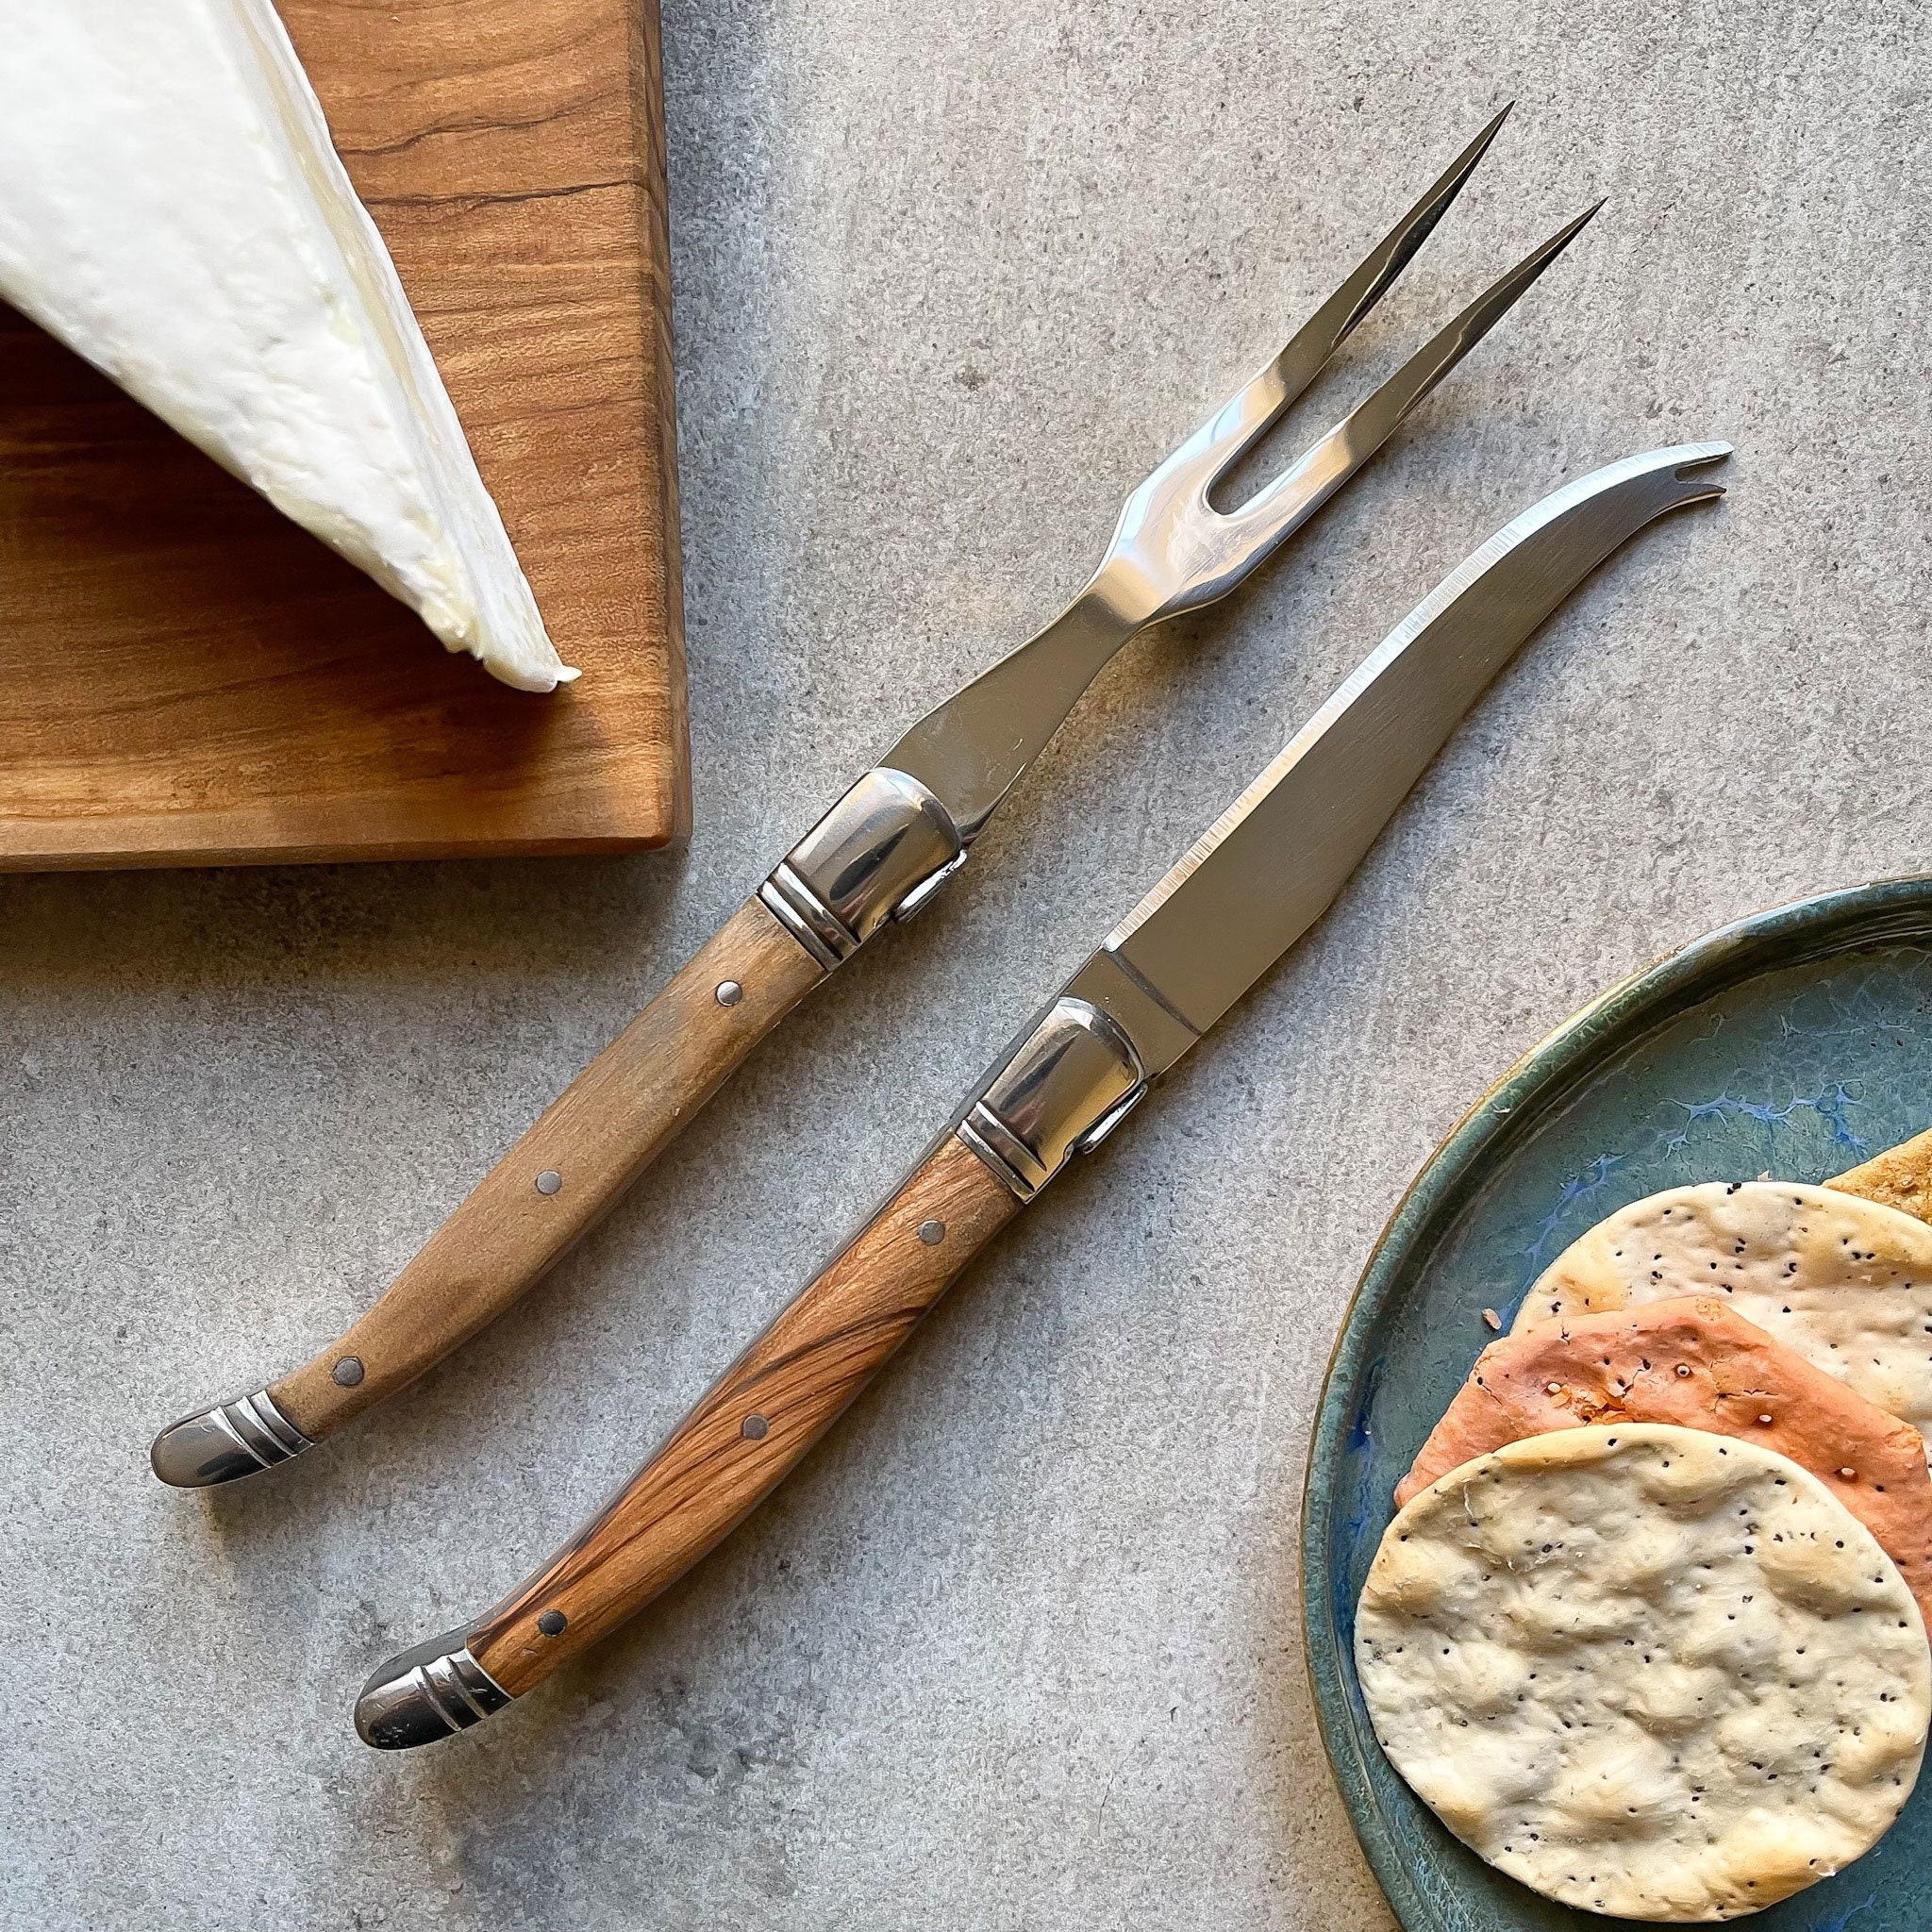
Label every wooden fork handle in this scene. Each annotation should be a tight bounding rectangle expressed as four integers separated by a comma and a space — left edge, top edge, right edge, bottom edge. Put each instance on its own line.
463, 1132, 1021, 1694
270, 894, 825, 1439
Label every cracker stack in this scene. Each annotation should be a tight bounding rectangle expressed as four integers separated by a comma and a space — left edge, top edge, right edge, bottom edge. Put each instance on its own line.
1355, 1128, 1932, 1922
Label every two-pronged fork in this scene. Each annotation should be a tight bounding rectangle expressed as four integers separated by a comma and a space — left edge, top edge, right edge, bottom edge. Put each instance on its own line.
152, 104, 1594, 1488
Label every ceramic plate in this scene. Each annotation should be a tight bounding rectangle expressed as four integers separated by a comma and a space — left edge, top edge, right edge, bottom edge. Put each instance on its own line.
1302, 875, 1932, 1932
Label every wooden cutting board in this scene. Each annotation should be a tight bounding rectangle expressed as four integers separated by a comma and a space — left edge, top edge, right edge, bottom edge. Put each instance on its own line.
0, 0, 689, 870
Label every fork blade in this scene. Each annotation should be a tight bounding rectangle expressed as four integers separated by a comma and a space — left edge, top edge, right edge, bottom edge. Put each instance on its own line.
1205, 104, 1514, 473
874, 134, 1567, 845
1220, 201, 1604, 581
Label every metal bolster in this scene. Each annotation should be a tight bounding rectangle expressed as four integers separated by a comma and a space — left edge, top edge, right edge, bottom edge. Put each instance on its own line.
957, 997, 1149, 1202
759, 864, 852, 969
761, 769, 966, 969
355, 1628, 512, 1750
149, 1388, 313, 1488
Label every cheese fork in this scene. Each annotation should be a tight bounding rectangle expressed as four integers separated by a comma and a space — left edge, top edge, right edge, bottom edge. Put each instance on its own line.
152, 106, 1592, 1488
357, 441, 1731, 1746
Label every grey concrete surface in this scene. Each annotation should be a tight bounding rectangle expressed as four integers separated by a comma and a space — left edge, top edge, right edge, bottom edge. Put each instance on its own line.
5, 2, 1930, 1925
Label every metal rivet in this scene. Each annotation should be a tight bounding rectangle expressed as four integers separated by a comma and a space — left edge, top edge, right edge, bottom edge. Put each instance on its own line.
535, 1169, 562, 1196
715, 979, 743, 1008
332, 1357, 365, 1388
537, 1609, 567, 1636
918, 1220, 945, 1246
741, 1414, 768, 1441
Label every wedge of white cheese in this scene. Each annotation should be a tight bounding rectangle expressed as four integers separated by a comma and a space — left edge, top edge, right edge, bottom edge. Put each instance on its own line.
0, 0, 575, 692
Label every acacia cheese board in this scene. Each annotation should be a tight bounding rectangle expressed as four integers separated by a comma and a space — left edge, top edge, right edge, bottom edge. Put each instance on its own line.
0, 0, 689, 870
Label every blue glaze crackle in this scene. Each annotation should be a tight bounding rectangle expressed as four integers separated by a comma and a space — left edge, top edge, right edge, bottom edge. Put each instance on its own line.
1516, 1153, 1626, 1303
1332, 1363, 1385, 1695
1659, 1082, 1870, 1163
1809, 1896, 1875, 1932
1302, 879, 1932, 1932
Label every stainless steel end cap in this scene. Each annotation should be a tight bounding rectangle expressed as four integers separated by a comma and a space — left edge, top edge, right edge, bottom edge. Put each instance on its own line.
357, 1630, 511, 1750
148, 1390, 311, 1487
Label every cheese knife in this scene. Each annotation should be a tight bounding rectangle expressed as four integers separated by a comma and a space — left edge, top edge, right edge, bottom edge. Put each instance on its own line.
151, 107, 1596, 1486
354, 440, 1730, 1746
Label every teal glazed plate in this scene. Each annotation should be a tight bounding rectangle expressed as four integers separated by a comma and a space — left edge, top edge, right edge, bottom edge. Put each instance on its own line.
1303, 876, 1932, 1932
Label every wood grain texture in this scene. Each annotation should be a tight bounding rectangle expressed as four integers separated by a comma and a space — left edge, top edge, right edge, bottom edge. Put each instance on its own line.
271, 896, 823, 1437
469, 1133, 1023, 1692
0, 0, 688, 869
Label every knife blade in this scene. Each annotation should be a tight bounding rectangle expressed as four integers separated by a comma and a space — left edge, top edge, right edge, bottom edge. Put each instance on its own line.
354, 441, 1728, 1748
1052, 440, 1738, 1089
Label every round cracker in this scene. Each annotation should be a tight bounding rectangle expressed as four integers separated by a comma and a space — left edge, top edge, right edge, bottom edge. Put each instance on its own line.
1395, 1297, 1932, 1629
1357, 1424, 1930, 1921
1510, 1182, 1932, 1448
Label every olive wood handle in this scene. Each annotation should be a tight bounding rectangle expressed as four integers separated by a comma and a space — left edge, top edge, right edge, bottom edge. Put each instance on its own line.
272, 895, 825, 1439
466, 1131, 1022, 1694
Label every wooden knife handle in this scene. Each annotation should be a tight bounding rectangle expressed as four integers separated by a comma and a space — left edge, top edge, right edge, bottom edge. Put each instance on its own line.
271, 895, 825, 1440
465, 1132, 1021, 1694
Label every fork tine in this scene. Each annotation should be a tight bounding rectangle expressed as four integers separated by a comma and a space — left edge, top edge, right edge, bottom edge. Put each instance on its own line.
1222, 201, 1603, 573
1202, 104, 1514, 472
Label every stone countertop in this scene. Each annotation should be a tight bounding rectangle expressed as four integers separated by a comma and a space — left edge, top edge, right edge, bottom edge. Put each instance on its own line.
5, 3, 1929, 1926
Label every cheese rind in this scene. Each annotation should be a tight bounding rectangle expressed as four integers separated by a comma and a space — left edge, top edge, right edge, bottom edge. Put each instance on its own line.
0, 0, 574, 691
